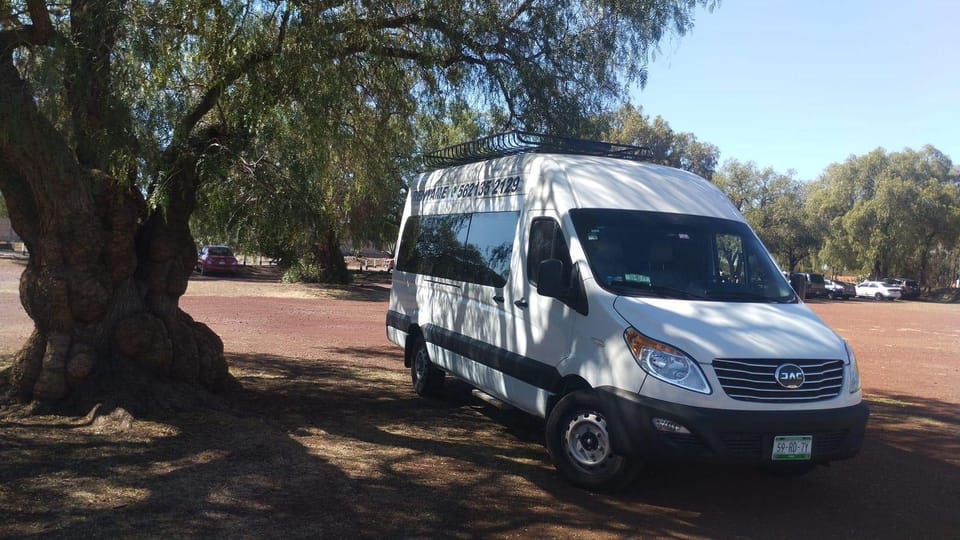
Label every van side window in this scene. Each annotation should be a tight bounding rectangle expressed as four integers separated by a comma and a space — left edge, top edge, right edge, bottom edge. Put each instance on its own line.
396, 211, 519, 287
528, 218, 572, 286
395, 216, 423, 273
396, 214, 470, 280
463, 211, 520, 287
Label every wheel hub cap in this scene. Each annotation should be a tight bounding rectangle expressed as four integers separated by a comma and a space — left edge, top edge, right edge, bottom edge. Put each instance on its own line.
564, 412, 612, 468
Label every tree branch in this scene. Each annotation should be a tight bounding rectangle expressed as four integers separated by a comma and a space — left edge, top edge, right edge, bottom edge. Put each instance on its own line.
0, 0, 57, 52
163, 8, 291, 163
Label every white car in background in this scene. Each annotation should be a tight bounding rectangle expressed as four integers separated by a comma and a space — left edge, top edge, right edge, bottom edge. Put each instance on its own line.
855, 280, 902, 301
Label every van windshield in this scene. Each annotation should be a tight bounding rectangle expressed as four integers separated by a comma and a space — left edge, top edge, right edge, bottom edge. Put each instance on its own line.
570, 209, 796, 303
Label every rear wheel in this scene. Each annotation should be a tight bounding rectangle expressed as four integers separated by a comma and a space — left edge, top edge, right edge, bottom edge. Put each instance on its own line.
410, 336, 444, 397
545, 390, 638, 491
874, 292, 883, 301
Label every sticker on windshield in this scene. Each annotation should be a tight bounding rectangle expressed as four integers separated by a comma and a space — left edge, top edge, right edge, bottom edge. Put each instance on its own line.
624, 274, 650, 284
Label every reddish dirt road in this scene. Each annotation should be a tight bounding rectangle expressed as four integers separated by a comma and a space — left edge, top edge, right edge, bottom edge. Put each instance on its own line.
1, 258, 959, 538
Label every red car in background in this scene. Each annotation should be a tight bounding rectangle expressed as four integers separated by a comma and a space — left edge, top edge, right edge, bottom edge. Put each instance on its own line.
196, 245, 240, 275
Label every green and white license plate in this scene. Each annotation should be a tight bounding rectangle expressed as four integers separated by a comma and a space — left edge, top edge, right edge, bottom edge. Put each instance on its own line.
772, 435, 813, 461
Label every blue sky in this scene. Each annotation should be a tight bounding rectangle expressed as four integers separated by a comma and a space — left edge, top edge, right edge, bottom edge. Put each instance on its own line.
633, 0, 960, 180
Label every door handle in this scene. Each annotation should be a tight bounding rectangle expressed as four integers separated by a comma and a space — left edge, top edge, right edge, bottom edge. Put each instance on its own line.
514, 299, 528, 308
493, 295, 505, 303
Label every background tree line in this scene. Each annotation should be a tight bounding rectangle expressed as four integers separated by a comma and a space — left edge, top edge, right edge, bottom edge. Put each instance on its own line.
713, 146, 960, 287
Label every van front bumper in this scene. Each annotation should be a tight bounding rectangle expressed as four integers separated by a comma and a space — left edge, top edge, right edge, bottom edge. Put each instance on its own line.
596, 387, 869, 465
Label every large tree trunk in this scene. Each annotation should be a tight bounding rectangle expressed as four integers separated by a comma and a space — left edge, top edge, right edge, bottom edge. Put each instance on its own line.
1, 158, 233, 414
1, 162, 233, 414
315, 228, 351, 284
0, 35, 231, 415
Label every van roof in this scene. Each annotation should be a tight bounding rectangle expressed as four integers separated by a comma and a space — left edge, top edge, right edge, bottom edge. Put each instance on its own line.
410, 153, 743, 222
543, 154, 741, 221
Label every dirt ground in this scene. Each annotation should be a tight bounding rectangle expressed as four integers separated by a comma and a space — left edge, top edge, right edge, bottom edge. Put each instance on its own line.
1, 257, 959, 539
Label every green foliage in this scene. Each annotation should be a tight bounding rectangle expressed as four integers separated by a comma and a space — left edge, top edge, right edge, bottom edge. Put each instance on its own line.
713, 160, 819, 271
281, 261, 325, 284
0, 191, 7, 218
154, 0, 714, 279
591, 104, 720, 179
5, 0, 713, 284
807, 146, 960, 284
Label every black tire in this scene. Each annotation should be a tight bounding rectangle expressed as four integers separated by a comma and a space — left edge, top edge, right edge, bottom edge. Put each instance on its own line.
545, 390, 639, 492
874, 292, 883, 301
827, 291, 836, 300
410, 336, 444, 397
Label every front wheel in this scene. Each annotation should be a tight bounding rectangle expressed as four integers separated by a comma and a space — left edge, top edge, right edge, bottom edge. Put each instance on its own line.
410, 336, 444, 397
545, 390, 638, 492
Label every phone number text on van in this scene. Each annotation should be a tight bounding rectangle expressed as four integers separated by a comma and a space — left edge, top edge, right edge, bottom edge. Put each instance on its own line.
412, 176, 524, 203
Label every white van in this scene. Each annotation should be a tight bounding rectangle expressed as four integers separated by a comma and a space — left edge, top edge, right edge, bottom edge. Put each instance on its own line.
386, 133, 868, 490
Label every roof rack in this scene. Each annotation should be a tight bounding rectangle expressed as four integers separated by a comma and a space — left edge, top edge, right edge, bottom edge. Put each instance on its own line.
421, 130, 653, 170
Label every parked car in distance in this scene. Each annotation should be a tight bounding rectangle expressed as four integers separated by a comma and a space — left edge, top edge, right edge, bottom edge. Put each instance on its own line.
196, 245, 239, 275
824, 279, 855, 300
892, 278, 920, 300
799, 272, 827, 298
855, 280, 901, 301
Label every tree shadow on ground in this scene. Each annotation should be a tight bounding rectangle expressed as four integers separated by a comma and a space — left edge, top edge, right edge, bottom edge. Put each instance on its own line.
2, 349, 959, 538
224, 351, 960, 538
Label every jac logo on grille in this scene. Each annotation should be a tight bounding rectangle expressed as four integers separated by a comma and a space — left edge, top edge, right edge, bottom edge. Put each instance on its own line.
775, 364, 805, 389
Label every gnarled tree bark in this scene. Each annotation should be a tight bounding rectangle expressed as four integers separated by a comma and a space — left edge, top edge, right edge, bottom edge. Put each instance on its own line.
0, 1, 234, 414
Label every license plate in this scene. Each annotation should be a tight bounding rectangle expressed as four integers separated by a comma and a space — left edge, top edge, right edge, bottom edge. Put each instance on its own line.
772, 435, 812, 461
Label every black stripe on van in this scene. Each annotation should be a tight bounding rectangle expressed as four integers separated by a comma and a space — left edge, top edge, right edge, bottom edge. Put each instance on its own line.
386, 310, 411, 333
422, 324, 561, 392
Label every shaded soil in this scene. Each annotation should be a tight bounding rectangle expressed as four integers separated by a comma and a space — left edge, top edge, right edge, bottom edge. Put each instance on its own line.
1, 260, 959, 538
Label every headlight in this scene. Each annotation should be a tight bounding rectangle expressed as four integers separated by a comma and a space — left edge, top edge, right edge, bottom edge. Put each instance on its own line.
624, 328, 711, 394
844, 340, 861, 393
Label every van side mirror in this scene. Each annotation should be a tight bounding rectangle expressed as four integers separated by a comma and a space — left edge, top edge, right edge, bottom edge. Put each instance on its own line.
537, 259, 565, 298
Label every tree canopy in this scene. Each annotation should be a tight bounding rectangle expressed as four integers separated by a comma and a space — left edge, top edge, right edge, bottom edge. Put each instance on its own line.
712, 159, 818, 272
806, 146, 960, 283
592, 104, 720, 179
0, 0, 713, 409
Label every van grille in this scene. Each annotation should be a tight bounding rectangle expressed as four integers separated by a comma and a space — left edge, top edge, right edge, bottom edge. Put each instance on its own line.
712, 358, 845, 403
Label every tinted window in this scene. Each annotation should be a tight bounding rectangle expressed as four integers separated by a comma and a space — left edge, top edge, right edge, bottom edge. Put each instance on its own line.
396, 211, 519, 287
396, 214, 469, 280
571, 209, 795, 302
420, 214, 472, 280
396, 216, 423, 272
463, 212, 519, 287
527, 218, 572, 286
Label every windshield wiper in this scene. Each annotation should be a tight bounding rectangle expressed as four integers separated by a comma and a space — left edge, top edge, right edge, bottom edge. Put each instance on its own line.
704, 290, 796, 303
608, 281, 704, 300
